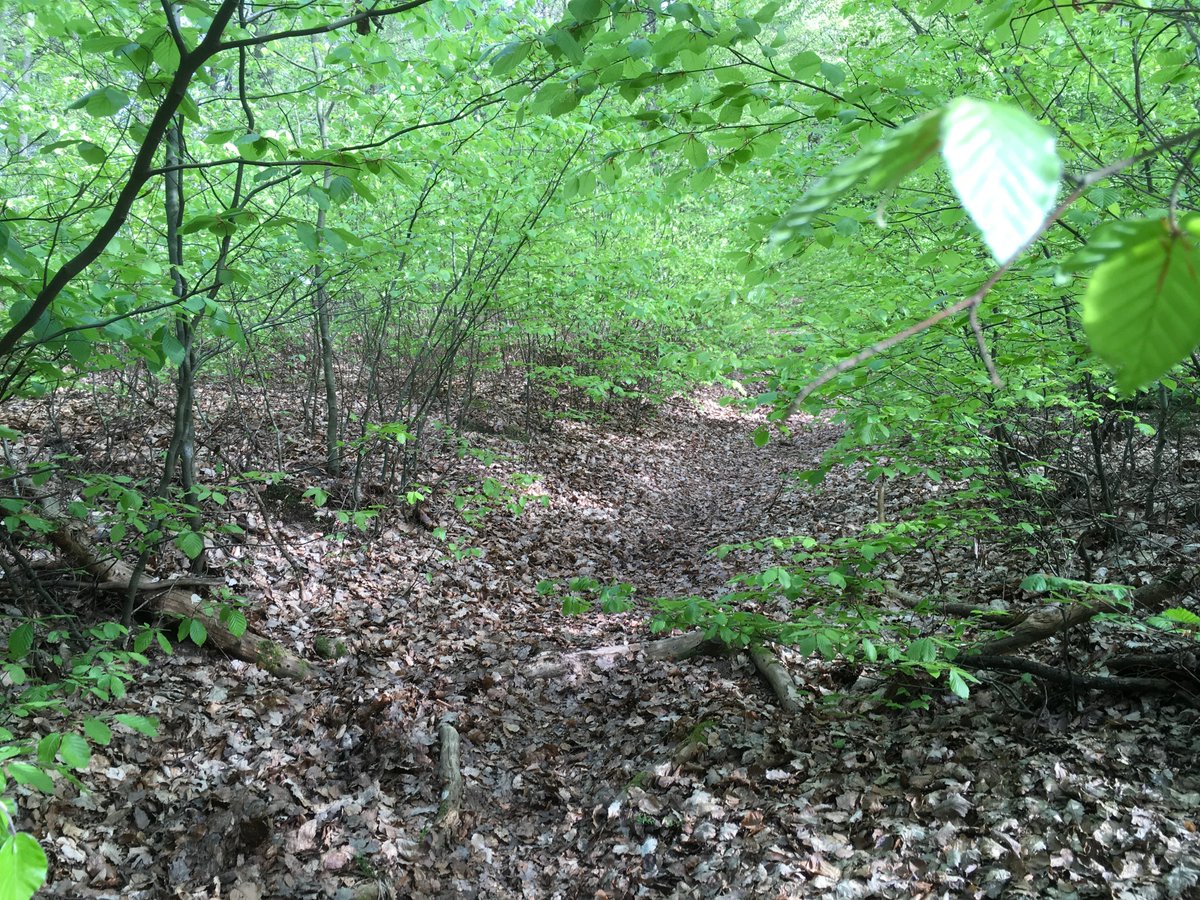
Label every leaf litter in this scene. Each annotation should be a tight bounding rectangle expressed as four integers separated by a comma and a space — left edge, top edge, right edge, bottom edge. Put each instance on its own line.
4, 385, 1199, 899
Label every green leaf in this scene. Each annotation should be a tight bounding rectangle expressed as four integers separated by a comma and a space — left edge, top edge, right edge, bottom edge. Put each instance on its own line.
328, 175, 355, 204
1162, 607, 1200, 625
561, 595, 590, 615
772, 109, 943, 244
7, 623, 33, 661
1082, 218, 1200, 392
77, 142, 107, 165
36, 734, 60, 768
7, 763, 53, 794
491, 41, 530, 76
947, 669, 970, 699
939, 97, 1061, 263
58, 733, 91, 770
0, 831, 48, 900
683, 136, 708, 169
296, 222, 319, 252
114, 714, 159, 737
664, 2, 699, 23
83, 718, 112, 746
551, 28, 585, 65
156, 630, 173, 655
568, 0, 603, 20
818, 61, 844, 85
161, 330, 185, 367
736, 17, 761, 38
752, 426, 769, 447
67, 86, 130, 118
222, 607, 247, 638
626, 38, 652, 58
180, 214, 220, 235
175, 530, 204, 560
189, 618, 207, 647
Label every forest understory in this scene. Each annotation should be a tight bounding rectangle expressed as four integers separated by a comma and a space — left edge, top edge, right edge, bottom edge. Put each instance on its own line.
4, 381, 1199, 900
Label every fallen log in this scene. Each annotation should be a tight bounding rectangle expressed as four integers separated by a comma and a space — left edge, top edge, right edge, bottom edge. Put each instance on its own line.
964, 654, 1174, 694
883, 584, 1024, 628
522, 631, 807, 713
748, 644, 803, 713
521, 630, 730, 679
24, 482, 311, 681
971, 569, 1190, 656
1105, 650, 1200, 681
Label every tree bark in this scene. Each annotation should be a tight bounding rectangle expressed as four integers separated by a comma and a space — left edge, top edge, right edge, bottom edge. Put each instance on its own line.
435, 718, 465, 830
748, 644, 803, 713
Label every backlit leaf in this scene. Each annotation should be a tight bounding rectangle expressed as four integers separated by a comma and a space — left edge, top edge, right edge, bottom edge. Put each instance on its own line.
1082, 217, 1200, 393
940, 98, 1061, 263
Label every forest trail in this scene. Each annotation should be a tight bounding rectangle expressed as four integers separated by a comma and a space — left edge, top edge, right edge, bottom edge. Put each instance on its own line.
21, 389, 1200, 898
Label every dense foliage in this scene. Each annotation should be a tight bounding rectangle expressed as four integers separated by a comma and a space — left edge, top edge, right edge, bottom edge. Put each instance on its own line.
3, 0, 1200, 894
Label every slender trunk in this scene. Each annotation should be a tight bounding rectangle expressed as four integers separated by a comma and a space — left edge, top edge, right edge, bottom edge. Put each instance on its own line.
161, 115, 206, 572
1144, 384, 1169, 520
313, 94, 340, 474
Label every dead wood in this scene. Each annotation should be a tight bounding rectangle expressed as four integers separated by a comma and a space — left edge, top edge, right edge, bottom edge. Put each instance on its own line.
521, 632, 806, 715
521, 630, 730, 679
25, 483, 311, 681
1106, 650, 1200, 682
747, 644, 803, 713
964, 654, 1175, 694
435, 718, 465, 831
51, 575, 228, 591
883, 584, 1024, 627
971, 568, 1191, 656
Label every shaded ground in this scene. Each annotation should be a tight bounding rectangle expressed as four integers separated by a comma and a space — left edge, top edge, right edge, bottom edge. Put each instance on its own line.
8, 388, 1200, 898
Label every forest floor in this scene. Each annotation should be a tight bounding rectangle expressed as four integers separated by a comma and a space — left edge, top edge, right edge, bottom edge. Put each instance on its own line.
9, 386, 1200, 899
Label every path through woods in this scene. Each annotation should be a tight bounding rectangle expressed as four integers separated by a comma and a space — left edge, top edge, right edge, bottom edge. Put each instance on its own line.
17, 389, 1200, 898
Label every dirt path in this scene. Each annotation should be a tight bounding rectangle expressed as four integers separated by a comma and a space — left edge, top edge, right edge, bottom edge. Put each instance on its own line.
20, 389, 1200, 898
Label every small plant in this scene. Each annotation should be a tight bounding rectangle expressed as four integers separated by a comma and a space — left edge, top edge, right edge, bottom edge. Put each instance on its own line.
431, 527, 484, 562
403, 484, 430, 507
256, 639, 284, 670
539, 578, 636, 615
1146, 607, 1200, 637
313, 634, 348, 659
174, 587, 248, 649
1, 615, 160, 900
302, 484, 382, 540
453, 472, 548, 526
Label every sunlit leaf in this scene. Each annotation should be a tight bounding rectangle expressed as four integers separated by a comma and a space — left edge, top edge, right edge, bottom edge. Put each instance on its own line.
940, 98, 1061, 263
1082, 217, 1200, 392
0, 831, 47, 900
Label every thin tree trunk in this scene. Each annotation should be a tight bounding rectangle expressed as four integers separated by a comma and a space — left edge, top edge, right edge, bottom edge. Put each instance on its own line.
1144, 384, 1169, 520
314, 95, 340, 475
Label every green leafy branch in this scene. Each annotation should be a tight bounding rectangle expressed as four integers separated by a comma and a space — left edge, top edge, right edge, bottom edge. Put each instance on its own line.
772, 97, 1200, 409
